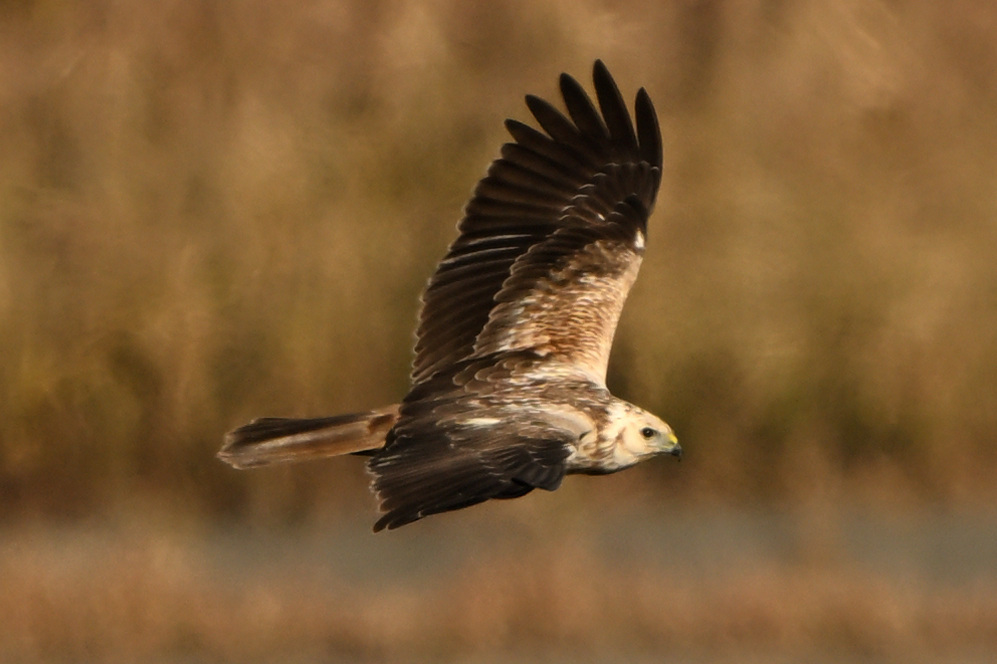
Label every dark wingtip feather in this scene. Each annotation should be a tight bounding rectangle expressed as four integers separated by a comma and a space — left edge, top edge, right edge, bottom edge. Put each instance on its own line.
635, 87, 663, 169
503, 118, 538, 142
525, 93, 578, 145
592, 60, 638, 150
559, 70, 609, 141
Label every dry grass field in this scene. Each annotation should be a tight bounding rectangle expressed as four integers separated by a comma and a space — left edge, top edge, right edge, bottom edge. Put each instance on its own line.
1, 1, 996, 661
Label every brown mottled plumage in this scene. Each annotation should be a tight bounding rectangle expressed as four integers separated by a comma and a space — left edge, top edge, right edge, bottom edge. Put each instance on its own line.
218, 61, 680, 531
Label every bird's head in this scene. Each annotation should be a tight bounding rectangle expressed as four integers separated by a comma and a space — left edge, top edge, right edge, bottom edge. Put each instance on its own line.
617, 406, 681, 462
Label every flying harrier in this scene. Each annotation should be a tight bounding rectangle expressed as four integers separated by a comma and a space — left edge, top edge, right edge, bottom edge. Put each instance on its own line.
218, 60, 681, 531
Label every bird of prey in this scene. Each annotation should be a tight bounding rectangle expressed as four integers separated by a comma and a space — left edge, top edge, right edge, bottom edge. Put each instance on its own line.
218, 60, 681, 531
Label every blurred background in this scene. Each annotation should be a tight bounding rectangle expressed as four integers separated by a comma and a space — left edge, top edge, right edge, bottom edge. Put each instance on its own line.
2, 1, 996, 662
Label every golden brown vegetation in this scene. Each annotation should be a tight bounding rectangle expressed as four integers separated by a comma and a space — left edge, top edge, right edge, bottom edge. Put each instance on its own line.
2, 510, 996, 663
2, 1, 997, 661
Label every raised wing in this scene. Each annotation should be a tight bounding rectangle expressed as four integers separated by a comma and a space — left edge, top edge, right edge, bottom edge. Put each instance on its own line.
411, 60, 663, 386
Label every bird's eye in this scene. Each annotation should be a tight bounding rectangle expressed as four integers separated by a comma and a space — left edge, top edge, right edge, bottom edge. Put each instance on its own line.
640, 427, 657, 439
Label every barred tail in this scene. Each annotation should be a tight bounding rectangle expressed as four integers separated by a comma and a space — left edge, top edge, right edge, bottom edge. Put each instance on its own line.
217, 404, 400, 469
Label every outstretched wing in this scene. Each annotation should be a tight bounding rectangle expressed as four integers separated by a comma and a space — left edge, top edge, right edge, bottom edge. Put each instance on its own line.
411, 60, 663, 386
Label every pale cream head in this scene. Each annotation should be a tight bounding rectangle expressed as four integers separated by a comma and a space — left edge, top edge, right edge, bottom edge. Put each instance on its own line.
617, 407, 680, 461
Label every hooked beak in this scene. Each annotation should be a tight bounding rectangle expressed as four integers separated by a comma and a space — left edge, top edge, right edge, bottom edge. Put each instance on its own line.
665, 431, 681, 460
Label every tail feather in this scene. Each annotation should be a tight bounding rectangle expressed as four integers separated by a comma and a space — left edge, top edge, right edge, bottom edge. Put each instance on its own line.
218, 404, 400, 469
